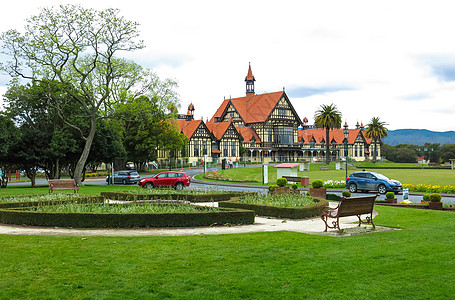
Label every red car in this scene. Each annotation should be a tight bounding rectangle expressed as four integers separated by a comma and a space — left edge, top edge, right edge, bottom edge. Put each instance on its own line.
138, 171, 191, 190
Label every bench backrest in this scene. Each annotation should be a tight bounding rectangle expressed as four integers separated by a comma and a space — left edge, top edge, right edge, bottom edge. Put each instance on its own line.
48, 179, 76, 188
338, 195, 376, 217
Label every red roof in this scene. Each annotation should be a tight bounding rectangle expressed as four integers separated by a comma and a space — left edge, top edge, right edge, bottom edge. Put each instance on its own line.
212, 91, 283, 124
206, 119, 232, 140
177, 119, 203, 138
298, 128, 373, 145
274, 163, 301, 168
236, 126, 261, 143
245, 63, 255, 81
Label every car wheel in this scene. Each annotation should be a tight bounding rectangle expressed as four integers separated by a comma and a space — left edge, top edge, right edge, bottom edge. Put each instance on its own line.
122, 179, 127, 185
349, 183, 357, 193
378, 184, 387, 194
144, 182, 154, 189
175, 182, 184, 190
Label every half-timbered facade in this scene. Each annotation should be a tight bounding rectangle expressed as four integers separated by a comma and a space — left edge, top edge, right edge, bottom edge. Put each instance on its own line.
158, 64, 381, 164
298, 122, 380, 162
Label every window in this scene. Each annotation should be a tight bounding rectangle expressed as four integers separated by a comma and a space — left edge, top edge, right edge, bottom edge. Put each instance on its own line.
230, 112, 234, 118
359, 144, 363, 157
197, 127, 204, 134
203, 140, 207, 155
231, 143, 236, 157
276, 128, 293, 144
268, 129, 273, 142
223, 142, 228, 156
278, 108, 286, 116
354, 145, 358, 157
194, 141, 199, 157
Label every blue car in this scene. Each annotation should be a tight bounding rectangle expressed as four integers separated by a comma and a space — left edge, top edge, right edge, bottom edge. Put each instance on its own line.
346, 171, 402, 194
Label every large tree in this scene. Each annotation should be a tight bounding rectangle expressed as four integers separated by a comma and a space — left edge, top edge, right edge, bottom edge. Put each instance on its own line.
1, 5, 144, 185
0, 115, 20, 188
364, 117, 388, 163
314, 103, 342, 165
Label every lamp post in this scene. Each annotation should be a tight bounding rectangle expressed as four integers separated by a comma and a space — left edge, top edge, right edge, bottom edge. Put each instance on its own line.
344, 129, 349, 179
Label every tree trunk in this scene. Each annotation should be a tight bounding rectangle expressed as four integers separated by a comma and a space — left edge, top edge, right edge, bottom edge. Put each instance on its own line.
372, 139, 378, 163
325, 127, 330, 165
73, 116, 97, 186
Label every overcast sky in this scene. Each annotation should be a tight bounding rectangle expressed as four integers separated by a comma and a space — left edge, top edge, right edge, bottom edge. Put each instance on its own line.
1, 0, 455, 131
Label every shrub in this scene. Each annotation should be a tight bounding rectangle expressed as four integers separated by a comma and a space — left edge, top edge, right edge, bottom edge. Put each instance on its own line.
429, 193, 442, 202
276, 178, 287, 187
422, 194, 431, 202
385, 192, 395, 199
311, 179, 324, 188
342, 191, 351, 198
268, 185, 276, 192
291, 184, 298, 190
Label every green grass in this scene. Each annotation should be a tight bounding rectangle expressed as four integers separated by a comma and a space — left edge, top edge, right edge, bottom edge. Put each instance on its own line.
239, 192, 316, 207
29, 202, 220, 213
1, 206, 455, 298
0, 184, 144, 197
199, 164, 455, 187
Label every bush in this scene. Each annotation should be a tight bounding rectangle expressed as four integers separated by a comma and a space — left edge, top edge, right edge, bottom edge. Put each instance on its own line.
342, 191, 351, 198
268, 185, 276, 192
385, 192, 395, 199
276, 178, 287, 187
291, 184, 298, 190
429, 193, 442, 202
311, 179, 324, 188
423, 194, 431, 201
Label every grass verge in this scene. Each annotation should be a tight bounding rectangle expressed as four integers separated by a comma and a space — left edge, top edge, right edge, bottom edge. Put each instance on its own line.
1, 206, 455, 298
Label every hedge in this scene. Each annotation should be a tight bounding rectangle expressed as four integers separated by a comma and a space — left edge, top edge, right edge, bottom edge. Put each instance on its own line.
100, 191, 251, 203
0, 195, 255, 228
0, 196, 104, 209
219, 197, 329, 219
0, 207, 255, 228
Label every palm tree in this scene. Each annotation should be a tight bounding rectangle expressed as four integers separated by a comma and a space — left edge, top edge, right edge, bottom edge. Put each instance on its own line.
364, 117, 388, 163
314, 104, 342, 165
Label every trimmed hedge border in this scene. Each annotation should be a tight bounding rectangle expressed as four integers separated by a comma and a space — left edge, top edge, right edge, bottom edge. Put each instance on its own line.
219, 197, 329, 219
0, 195, 255, 228
100, 191, 251, 203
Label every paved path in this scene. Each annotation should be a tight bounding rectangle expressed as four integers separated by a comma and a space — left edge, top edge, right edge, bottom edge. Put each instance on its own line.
0, 203, 395, 237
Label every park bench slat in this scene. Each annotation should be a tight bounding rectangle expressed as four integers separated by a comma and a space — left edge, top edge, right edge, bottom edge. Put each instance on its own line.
48, 179, 79, 193
321, 195, 377, 234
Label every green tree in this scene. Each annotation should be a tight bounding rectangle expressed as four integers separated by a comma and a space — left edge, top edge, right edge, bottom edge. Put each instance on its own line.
440, 144, 455, 163
314, 103, 342, 164
1, 5, 144, 185
4, 81, 79, 181
114, 87, 185, 171
0, 115, 20, 188
364, 117, 388, 163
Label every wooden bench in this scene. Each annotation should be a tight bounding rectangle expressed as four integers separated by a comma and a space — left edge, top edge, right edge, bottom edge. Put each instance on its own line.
320, 195, 377, 234
282, 176, 302, 184
319, 166, 329, 170
48, 179, 79, 193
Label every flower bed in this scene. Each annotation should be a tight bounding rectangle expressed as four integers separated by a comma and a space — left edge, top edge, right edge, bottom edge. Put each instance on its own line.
219, 194, 329, 219
403, 184, 455, 194
203, 171, 254, 182
0, 194, 255, 228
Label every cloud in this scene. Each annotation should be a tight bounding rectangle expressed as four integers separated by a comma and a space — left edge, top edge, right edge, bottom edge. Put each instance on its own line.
286, 85, 356, 98
419, 55, 455, 82
401, 93, 429, 101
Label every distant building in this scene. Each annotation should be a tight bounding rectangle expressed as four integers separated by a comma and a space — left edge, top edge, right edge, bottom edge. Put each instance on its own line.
158, 64, 381, 163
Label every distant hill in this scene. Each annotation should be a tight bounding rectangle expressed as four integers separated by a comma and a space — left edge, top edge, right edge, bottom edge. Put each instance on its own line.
383, 129, 455, 146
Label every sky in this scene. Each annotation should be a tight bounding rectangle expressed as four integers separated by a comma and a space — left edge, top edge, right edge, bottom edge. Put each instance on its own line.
1, 0, 455, 131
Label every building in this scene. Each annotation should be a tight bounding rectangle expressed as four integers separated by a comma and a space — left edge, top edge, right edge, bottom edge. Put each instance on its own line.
298, 122, 380, 162
158, 64, 381, 164
210, 63, 303, 162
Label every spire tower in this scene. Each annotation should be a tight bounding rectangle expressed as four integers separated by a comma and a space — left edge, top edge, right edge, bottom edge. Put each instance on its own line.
245, 62, 255, 94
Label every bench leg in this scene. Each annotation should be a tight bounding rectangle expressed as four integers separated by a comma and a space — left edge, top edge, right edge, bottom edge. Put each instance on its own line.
356, 214, 376, 229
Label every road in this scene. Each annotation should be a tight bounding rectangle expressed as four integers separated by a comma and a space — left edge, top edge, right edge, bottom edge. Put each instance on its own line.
5, 166, 455, 204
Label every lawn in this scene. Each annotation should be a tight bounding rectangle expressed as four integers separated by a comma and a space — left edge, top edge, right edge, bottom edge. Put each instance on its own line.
199, 164, 455, 187
1, 205, 455, 298
0, 184, 144, 197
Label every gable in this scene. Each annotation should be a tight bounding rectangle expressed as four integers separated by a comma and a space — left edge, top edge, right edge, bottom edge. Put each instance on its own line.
267, 94, 302, 124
